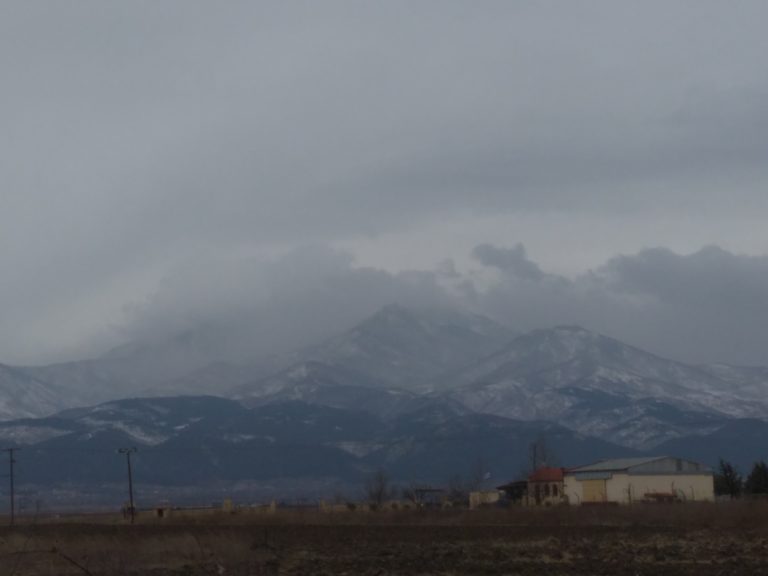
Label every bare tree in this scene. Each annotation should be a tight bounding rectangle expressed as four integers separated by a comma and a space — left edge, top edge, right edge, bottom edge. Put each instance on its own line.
401, 483, 419, 504
466, 456, 489, 492
365, 469, 392, 507
527, 435, 556, 473
446, 474, 469, 506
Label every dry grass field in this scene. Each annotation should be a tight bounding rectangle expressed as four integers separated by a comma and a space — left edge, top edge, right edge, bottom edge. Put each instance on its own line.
2, 503, 768, 575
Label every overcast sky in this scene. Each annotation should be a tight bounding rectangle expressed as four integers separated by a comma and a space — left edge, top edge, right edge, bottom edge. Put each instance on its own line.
2, 1, 768, 366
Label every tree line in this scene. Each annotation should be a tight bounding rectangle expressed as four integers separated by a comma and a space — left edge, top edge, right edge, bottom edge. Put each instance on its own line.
715, 459, 768, 499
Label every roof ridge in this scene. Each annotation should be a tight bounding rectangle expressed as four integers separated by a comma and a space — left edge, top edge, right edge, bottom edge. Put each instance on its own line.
569, 455, 670, 472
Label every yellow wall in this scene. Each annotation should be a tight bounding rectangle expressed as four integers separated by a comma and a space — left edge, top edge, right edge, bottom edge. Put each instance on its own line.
563, 475, 585, 504
564, 473, 714, 505
582, 479, 607, 503
620, 474, 714, 503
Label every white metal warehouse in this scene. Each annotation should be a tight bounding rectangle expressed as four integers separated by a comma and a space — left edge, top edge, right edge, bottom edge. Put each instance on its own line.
563, 456, 715, 504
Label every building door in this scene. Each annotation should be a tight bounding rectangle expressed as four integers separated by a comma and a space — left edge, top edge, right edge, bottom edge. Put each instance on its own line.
582, 479, 607, 503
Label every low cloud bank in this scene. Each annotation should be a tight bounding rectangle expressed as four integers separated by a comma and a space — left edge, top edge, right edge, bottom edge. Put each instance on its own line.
117, 243, 768, 367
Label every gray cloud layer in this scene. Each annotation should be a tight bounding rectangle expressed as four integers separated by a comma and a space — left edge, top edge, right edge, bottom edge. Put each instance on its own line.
1, 2, 768, 364
119, 245, 459, 364
474, 244, 768, 366
112, 243, 768, 367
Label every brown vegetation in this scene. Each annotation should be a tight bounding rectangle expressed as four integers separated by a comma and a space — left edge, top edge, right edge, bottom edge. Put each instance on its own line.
1, 502, 768, 575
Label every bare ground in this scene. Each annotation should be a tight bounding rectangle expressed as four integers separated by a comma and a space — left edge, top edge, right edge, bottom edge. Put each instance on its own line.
2, 504, 768, 575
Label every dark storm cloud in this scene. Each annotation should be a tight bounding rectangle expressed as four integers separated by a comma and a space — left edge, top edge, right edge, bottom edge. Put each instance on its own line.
472, 244, 545, 281
1, 1, 768, 363
114, 242, 768, 368
597, 247, 768, 364
119, 246, 460, 363
473, 244, 768, 365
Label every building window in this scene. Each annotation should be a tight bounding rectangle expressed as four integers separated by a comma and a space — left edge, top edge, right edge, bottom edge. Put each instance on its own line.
544, 484, 550, 496
552, 484, 559, 496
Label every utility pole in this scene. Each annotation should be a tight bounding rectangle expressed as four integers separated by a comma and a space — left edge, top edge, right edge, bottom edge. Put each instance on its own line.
1, 448, 19, 526
117, 447, 137, 524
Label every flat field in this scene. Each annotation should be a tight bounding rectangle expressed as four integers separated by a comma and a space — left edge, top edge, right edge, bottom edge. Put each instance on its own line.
1, 503, 768, 575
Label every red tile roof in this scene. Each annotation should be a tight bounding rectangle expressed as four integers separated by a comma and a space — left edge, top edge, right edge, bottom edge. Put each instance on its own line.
528, 467, 565, 482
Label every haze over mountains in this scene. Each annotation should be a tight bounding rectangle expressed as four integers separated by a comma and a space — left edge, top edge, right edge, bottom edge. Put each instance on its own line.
3, 0, 768, 512
1, 304, 767, 499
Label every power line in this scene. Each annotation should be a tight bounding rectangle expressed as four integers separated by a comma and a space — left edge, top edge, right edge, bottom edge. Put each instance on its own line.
1, 448, 20, 526
117, 447, 137, 524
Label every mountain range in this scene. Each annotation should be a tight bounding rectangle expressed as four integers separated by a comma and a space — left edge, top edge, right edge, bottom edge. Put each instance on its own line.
0, 304, 766, 503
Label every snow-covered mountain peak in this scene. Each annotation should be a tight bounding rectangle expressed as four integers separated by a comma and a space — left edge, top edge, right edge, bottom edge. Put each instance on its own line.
287, 304, 515, 390
483, 325, 682, 376
357, 304, 512, 340
0, 364, 62, 421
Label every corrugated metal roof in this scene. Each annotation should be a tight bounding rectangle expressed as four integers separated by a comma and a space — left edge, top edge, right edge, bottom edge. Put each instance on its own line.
568, 456, 667, 473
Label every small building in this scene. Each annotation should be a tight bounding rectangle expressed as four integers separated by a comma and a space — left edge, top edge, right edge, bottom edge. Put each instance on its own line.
563, 456, 714, 505
496, 480, 527, 503
526, 467, 566, 506
469, 490, 502, 509
154, 506, 172, 519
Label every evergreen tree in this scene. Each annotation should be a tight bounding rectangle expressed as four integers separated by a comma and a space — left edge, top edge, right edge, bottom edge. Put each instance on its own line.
714, 459, 742, 499
745, 461, 768, 495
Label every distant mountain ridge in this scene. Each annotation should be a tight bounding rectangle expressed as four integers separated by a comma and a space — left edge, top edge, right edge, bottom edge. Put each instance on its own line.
0, 394, 762, 504
1, 304, 767, 482
0, 363, 61, 420
278, 304, 515, 390
232, 304, 515, 405
442, 326, 768, 448
0, 395, 633, 500
4, 304, 514, 418
231, 319, 768, 450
